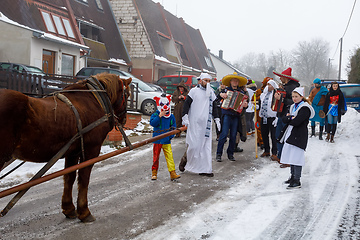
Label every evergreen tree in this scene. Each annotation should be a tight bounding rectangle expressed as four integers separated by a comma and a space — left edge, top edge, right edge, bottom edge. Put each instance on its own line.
348, 48, 360, 83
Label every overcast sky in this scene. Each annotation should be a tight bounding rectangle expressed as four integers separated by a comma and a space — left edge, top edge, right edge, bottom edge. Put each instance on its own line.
156, 0, 359, 79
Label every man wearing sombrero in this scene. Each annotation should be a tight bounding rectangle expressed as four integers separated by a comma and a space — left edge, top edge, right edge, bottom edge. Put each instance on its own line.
216, 72, 248, 162
272, 67, 300, 167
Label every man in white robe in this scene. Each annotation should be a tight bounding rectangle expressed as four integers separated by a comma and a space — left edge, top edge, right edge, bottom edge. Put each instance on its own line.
181, 73, 220, 177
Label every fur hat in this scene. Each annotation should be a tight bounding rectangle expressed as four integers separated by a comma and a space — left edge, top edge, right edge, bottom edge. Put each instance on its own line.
273, 67, 299, 82
222, 72, 247, 87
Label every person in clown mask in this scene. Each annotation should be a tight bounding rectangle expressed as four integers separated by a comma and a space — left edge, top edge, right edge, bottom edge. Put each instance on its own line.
150, 93, 180, 181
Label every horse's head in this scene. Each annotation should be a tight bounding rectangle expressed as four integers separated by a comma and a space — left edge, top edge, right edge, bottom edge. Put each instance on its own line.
97, 73, 132, 126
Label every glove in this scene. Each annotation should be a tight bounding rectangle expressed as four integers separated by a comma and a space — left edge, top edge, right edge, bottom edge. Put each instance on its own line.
215, 118, 221, 132
182, 114, 189, 127
272, 117, 278, 127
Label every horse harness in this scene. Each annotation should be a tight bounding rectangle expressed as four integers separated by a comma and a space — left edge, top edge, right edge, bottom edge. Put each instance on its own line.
55, 76, 119, 160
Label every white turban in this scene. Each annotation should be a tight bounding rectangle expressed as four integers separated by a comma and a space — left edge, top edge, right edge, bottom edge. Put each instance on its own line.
267, 79, 279, 89
199, 72, 212, 80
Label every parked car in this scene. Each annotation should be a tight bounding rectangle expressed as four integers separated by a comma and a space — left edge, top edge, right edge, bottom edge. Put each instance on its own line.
0, 62, 46, 94
156, 74, 198, 94
147, 83, 164, 93
76, 67, 166, 115
340, 84, 360, 112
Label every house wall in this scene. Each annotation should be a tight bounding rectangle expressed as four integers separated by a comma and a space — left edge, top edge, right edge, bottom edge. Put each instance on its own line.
31, 37, 84, 75
0, 21, 84, 75
210, 55, 235, 80
0, 21, 32, 64
109, 0, 154, 80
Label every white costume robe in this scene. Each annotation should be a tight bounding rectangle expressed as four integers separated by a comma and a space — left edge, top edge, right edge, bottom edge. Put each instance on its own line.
185, 87, 216, 174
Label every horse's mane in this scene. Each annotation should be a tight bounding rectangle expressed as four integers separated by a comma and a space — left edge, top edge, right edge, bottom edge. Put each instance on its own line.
66, 73, 123, 104
96, 73, 122, 104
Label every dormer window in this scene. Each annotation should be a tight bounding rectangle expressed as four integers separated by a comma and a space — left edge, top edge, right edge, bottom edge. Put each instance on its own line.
95, 0, 103, 11
41, 11, 56, 33
40, 11, 75, 39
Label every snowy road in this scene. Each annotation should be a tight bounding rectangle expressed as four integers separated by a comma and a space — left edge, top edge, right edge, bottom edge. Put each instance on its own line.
0, 109, 359, 239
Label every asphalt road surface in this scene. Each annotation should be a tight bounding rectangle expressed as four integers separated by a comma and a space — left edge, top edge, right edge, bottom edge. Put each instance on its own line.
0, 129, 262, 239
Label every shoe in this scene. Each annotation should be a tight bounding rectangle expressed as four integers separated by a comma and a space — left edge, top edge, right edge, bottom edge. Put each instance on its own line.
234, 147, 243, 152
286, 180, 301, 189
260, 152, 270, 157
199, 173, 214, 177
247, 132, 252, 136
179, 155, 187, 172
280, 164, 290, 168
216, 154, 222, 162
270, 155, 280, 163
170, 170, 181, 181
325, 133, 330, 142
228, 155, 235, 161
151, 170, 157, 180
330, 134, 335, 143
284, 175, 294, 184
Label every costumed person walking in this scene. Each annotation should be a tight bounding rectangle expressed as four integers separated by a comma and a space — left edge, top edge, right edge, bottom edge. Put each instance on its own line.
181, 73, 220, 177
272, 67, 300, 167
150, 94, 180, 181
278, 87, 315, 189
234, 84, 249, 152
323, 81, 347, 143
216, 72, 248, 162
245, 79, 257, 135
259, 80, 279, 159
214, 80, 226, 140
172, 80, 188, 138
255, 77, 271, 150
308, 78, 328, 140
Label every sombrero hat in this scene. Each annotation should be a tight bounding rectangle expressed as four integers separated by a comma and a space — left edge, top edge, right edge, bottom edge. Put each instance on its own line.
273, 67, 299, 82
221, 72, 248, 87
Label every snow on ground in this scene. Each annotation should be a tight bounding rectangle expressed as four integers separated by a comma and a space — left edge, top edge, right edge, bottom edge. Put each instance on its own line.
134, 108, 360, 240
1, 109, 359, 239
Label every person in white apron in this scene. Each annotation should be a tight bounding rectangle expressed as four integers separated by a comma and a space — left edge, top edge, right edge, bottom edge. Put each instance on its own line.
181, 73, 220, 177
278, 87, 315, 189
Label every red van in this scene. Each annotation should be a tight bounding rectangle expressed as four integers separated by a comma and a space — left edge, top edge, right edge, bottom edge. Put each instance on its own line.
156, 75, 198, 94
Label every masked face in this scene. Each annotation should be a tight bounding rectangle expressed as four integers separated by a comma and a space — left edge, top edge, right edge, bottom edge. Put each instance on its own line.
154, 95, 171, 118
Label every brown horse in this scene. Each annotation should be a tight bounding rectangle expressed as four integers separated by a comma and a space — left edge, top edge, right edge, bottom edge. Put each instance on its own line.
0, 73, 131, 222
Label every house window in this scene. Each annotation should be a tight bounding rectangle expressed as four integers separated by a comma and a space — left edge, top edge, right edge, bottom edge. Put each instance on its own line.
40, 11, 76, 39
61, 54, 75, 76
53, 15, 66, 36
95, 0, 103, 10
204, 56, 213, 68
62, 19, 75, 38
41, 11, 56, 33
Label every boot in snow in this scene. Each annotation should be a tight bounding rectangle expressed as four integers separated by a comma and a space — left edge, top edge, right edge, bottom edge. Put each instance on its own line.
325, 133, 331, 142
330, 134, 335, 143
170, 170, 180, 181
310, 126, 315, 137
287, 179, 301, 189
319, 126, 324, 140
179, 154, 187, 172
284, 175, 294, 184
151, 170, 157, 180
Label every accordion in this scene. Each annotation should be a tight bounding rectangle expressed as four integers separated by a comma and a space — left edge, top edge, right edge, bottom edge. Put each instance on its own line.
271, 89, 286, 112
221, 90, 248, 113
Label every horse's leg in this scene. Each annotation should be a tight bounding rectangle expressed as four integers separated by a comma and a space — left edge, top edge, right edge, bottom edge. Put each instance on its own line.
77, 163, 95, 222
61, 155, 78, 219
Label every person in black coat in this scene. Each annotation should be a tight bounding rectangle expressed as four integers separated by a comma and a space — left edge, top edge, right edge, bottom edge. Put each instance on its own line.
272, 68, 300, 167
323, 82, 347, 142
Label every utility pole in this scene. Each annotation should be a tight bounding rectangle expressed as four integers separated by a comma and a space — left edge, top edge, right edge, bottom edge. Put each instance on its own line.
338, 38, 343, 80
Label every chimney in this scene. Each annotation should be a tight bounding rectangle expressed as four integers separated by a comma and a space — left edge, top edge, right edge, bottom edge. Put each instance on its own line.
219, 50, 223, 59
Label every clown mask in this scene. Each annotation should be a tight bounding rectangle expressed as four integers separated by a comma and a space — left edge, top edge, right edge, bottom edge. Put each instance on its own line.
154, 94, 171, 118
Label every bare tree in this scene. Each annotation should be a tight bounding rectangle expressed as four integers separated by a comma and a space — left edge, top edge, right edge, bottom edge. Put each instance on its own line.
292, 38, 330, 85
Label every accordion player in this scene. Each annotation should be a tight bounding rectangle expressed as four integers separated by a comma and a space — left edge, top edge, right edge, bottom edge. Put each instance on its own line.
271, 89, 286, 112
221, 90, 249, 114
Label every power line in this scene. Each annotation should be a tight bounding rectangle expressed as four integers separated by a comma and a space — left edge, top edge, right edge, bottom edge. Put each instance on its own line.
342, 0, 357, 39
331, 0, 357, 59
